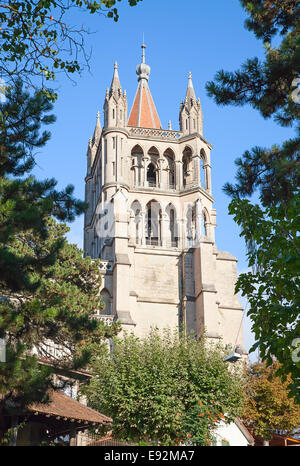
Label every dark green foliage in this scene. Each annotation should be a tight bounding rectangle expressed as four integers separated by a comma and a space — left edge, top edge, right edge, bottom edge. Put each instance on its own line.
0, 81, 120, 419
241, 0, 299, 42
206, 0, 300, 399
0, 218, 120, 413
229, 197, 300, 396
0, 80, 86, 291
223, 139, 299, 206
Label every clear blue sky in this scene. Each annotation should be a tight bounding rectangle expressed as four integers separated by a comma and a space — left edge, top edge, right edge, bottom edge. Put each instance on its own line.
32, 0, 293, 357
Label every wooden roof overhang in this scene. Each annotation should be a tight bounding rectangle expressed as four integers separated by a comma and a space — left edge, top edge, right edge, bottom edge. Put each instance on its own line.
19, 411, 107, 440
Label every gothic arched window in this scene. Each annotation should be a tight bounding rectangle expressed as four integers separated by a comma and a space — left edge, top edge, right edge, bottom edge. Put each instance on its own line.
146, 200, 161, 246
186, 203, 196, 247
100, 289, 112, 315
130, 200, 142, 245
147, 163, 156, 186
131, 145, 143, 186
166, 203, 178, 247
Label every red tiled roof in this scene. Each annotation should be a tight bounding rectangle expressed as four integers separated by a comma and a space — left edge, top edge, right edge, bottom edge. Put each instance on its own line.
128, 80, 161, 129
29, 390, 112, 425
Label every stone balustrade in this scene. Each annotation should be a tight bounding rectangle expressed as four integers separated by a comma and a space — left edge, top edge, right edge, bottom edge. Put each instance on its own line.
128, 126, 182, 141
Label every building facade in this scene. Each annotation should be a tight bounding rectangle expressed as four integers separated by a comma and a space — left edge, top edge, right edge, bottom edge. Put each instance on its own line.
83, 45, 245, 351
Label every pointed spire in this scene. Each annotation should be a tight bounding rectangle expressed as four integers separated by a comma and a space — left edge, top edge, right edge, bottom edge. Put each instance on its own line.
110, 61, 122, 95
185, 71, 196, 103
92, 110, 101, 145
128, 43, 161, 129
179, 71, 203, 135
103, 61, 127, 128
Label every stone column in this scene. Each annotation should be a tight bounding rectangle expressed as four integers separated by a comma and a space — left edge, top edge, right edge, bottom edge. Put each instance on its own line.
204, 163, 212, 194
125, 155, 131, 185
141, 157, 145, 186
175, 161, 183, 190
128, 211, 135, 244
195, 199, 202, 244
137, 213, 142, 245
158, 157, 164, 188
205, 219, 210, 240
193, 154, 201, 187
138, 157, 142, 186
164, 167, 169, 189
160, 213, 168, 247
180, 217, 186, 249
143, 156, 149, 187
140, 211, 146, 245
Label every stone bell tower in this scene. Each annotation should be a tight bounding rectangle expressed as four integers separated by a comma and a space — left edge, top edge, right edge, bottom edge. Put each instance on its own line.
83, 44, 246, 353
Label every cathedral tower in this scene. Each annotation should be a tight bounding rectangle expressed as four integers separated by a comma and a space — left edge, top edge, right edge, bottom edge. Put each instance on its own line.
83, 45, 245, 352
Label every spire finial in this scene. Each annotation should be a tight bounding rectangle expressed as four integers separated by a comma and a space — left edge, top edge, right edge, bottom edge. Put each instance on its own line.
92, 110, 101, 145
110, 60, 122, 94
184, 71, 196, 102
129, 42, 161, 129
136, 42, 150, 82
141, 42, 146, 64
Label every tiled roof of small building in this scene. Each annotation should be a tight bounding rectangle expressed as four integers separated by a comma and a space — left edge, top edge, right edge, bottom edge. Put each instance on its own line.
29, 390, 112, 425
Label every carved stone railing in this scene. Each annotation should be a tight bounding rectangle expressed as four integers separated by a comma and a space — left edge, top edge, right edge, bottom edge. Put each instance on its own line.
145, 238, 179, 248
36, 341, 72, 361
146, 238, 159, 246
93, 314, 114, 326
128, 127, 182, 141
99, 260, 113, 273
